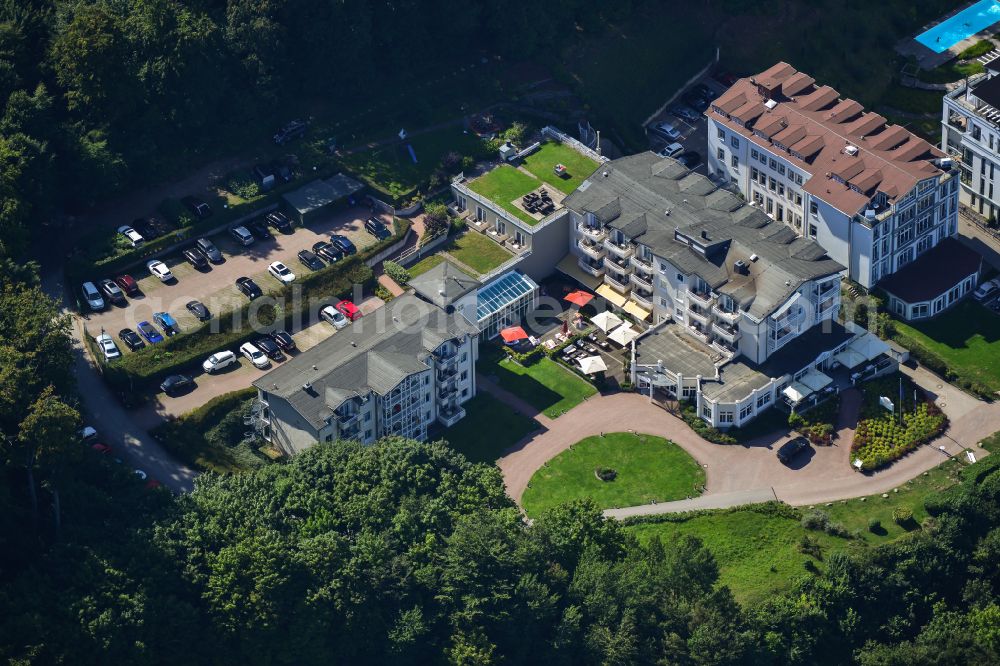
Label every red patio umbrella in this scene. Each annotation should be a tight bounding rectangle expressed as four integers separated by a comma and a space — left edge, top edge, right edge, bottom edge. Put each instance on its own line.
564, 290, 594, 307
500, 326, 529, 344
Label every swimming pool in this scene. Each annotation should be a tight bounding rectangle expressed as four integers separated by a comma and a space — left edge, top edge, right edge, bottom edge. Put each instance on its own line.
916, 0, 1000, 53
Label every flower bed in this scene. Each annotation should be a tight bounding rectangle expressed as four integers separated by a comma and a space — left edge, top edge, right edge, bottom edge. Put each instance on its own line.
851, 401, 947, 471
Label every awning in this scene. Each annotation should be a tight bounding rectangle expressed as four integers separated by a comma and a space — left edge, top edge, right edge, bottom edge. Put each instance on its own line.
556, 254, 602, 290
564, 290, 594, 307
500, 326, 529, 343
590, 311, 624, 333
799, 369, 832, 392
847, 331, 890, 362
578, 355, 608, 374
622, 300, 652, 321
834, 349, 867, 369
595, 283, 628, 307
608, 324, 639, 346
782, 383, 810, 404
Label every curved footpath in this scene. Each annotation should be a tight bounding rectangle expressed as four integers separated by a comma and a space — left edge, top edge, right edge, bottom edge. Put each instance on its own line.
493, 363, 1000, 519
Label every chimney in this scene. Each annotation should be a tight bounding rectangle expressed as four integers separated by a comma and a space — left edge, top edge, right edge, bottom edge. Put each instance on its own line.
700, 230, 709, 240
302, 382, 312, 391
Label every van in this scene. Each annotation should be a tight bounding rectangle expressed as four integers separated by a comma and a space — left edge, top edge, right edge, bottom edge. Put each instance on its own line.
230, 226, 255, 246
81, 281, 106, 311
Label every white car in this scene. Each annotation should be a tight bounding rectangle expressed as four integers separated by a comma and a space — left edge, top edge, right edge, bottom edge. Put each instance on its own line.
202, 350, 238, 373
657, 142, 684, 158
79, 426, 98, 443
973, 278, 1000, 301
268, 261, 296, 283
320, 304, 349, 329
239, 342, 270, 369
81, 281, 105, 311
147, 260, 174, 282
117, 225, 145, 247
95, 332, 121, 361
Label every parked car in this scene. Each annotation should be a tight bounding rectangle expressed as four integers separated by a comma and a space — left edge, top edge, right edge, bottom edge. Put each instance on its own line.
365, 217, 392, 240
649, 121, 681, 142
196, 237, 224, 263
320, 304, 349, 329
693, 83, 718, 101
776, 436, 810, 464
81, 281, 105, 311
312, 241, 342, 263
186, 300, 210, 320
147, 260, 174, 282
134, 469, 147, 481
131, 216, 164, 240
713, 71, 741, 87
118, 328, 145, 351
92, 442, 113, 455
114, 274, 139, 296
270, 329, 296, 352
271, 160, 294, 183
183, 247, 208, 270
268, 261, 295, 283
95, 332, 121, 361
973, 278, 1000, 301
99, 278, 127, 306
255, 336, 284, 361
330, 234, 357, 255
79, 426, 98, 443
669, 104, 700, 122
239, 342, 271, 369
683, 92, 710, 112
335, 299, 362, 321
266, 211, 293, 233
677, 151, 702, 169
153, 312, 179, 336
182, 196, 212, 219
246, 218, 272, 240
116, 225, 145, 247
657, 142, 684, 158
136, 320, 164, 344
298, 249, 325, 271
273, 119, 307, 145
230, 225, 255, 246
202, 350, 238, 373
160, 374, 194, 395
236, 276, 262, 300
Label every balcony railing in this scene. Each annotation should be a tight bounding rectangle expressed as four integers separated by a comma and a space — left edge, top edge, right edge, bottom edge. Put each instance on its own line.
437, 407, 466, 428
630, 271, 652, 290
604, 273, 631, 294
603, 238, 635, 259
688, 325, 711, 344
631, 291, 653, 309
711, 321, 741, 342
578, 257, 605, 277
606, 254, 632, 274
688, 289, 714, 307
578, 223, 607, 241
630, 254, 654, 272
577, 240, 605, 260
337, 412, 360, 428
687, 307, 710, 326
711, 305, 740, 324
437, 368, 457, 382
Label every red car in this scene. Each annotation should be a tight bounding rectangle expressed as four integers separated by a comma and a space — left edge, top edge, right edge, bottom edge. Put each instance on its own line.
91, 442, 112, 454
115, 274, 140, 296
145, 478, 162, 490
335, 299, 362, 321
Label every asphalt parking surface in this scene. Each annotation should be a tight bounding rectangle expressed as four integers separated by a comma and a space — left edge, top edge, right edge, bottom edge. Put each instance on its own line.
644, 76, 728, 177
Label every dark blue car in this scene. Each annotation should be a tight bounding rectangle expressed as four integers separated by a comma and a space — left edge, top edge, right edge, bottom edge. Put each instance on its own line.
330, 234, 357, 255
137, 320, 164, 344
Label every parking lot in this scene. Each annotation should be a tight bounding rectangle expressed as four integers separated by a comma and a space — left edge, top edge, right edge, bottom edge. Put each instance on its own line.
644, 75, 729, 176
80, 205, 386, 340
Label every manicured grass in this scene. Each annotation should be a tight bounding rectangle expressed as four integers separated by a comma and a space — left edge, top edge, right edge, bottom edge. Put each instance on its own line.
916, 59, 984, 84
467, 165, 540, 225
407, 254, 445, 278
880, 84, 943, 115
959, 39, 995, 60
522, 433, 706, 516
481, 346, 597, 418
444, 231, 513, 275
520, 141, 599, 194
438, 393, 540, 464
627, 458, 965, 604
893, 300, 1000, 395
980, 430, 1000, 453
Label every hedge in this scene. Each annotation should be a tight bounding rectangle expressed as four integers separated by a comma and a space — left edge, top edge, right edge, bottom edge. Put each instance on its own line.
619, 500, 799, 526
680, 403, 737, 445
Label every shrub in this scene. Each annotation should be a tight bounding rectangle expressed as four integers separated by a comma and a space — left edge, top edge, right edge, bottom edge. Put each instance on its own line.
375, 284, 394, 302
383, 260, 410, 285
959, 39, 995, 60
151, 388, 260, 472
801, 509, 851, 538
798, 535, 823, 560
867, 517, 881, 532
594, 467, 617, 481
892, 506, 913, 525
226, 172, 261, 200
680, 404, 736, 444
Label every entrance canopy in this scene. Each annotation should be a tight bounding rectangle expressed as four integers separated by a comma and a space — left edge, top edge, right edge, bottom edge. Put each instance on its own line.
500, 326, 529, 343
799, 369, 832, 393
591, 311, 623, 333
847, 332, 890, 362
608, 324, 639, 346
595, 283, 628, 307
782, 383, 810, 404
833, 348, 867, 369
578, 355, 608, 374
564, 290, 594, 307
622, 300, 652, 321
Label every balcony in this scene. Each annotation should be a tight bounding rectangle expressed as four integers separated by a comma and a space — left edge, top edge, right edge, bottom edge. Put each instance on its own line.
630, 271, 653, 290
711, 321, 741, 342
437, 406, 466, 428
603, 238, 635, 259
688, 289, 714, 307
437, 384, 458, 400
688, 324, 711, 344
687, 307, 710, 326
604, 273, 631, 294
606, 254, 632, 274
631, 291, 653, 309
578, 257, 605, 277
630, 254, 654, 272
578, 223, 607, 242
577, 240, 605, 260
712, 305, 740, 324
437, 367, 457, 382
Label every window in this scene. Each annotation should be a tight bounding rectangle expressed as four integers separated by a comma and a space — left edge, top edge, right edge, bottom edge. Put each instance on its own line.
676, 273, 685, 282
717, 127, 725, 140
769, 158, 777, 170
424, 376, 430, 385
731, 154, 738, 168
759, 151, 767, 164
809, 201, 818, 217
739, 403, 753, 420
462, 389, 469, 397
777, 183, 785, 196
720, 411, 734, 423
751, 167, 759, 181
702, 403, 713, 418
365, 412, 371, 422
766, 197, 774, 214
809, 223, 818, 238
476, 206, 485, 222
717, 147, 725, 161
461, 353, 467, 362
731, 136, 740, 149
793, 191, 802, 206
460, 371, 468, 380
365, 429, 373, 439
751, 148, 759, 160
769, 176, 777, 192
756, 392, 771, 408
776, 204, 784, 222
424, 394, 430, 403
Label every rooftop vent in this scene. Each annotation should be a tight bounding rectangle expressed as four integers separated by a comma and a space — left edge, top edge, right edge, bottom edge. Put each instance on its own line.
312, 365, 318, 371
665, 209, 671, 216
785, 280, 791, 286
749, 253, 759, 262
302, 382, 312, 391
602, 171, 609, 177
734, 259, 749, 275
351, 341, 357, 347
700, 229, 709, 240
764, 99, 777, 110
844, 144, 859, 157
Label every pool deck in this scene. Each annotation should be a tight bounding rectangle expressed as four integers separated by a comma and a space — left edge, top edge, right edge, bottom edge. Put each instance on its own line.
897, 1, 1000, 70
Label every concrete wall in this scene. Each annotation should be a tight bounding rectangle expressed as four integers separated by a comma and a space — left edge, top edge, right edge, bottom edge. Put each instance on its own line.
262, 391, 322, 456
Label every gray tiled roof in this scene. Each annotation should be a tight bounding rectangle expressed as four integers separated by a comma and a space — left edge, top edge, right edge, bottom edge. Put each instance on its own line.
564, 152, 844, 319
253, 294, 477, 428
407, 259, 481, 308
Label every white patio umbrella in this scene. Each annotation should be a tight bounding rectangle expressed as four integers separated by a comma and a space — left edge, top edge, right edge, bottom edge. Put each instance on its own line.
590, 311, 623, 333
608, 324, 639, 346
578, 355, 608, 374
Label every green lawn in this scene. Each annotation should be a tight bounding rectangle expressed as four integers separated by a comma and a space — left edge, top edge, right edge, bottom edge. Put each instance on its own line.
407, 254, 445, 278
893, 300, 1000, 395
980, 430, 1000, 453
467, 165, 540, 225
444, 231, 512, 275
627, 458, 965, 604
522, 433, 706, 516
438, 393, 540, 464
481, 346, 597, 418
520, 141, 599, 194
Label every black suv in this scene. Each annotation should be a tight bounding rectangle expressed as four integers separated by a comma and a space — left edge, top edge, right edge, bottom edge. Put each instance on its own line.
235, 276, 263, 300
255, 336, 285, 361
118, 328, 145, 351
246, 218, 272, 240
196, 237, 224, 263
183, 247, 208, 270
266, 211, 293, 233
298, 249, 325, 271
365, 217, 392, 241
330, 234, 357, 255
273, 119, 307, 145
181, 196, 212, 219
776, 436, 810, 465
312, 241, 342, 263
270, 329, 296, 352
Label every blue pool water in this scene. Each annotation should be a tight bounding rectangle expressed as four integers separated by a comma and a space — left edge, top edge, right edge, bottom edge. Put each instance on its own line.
916, 0, 1000, 53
